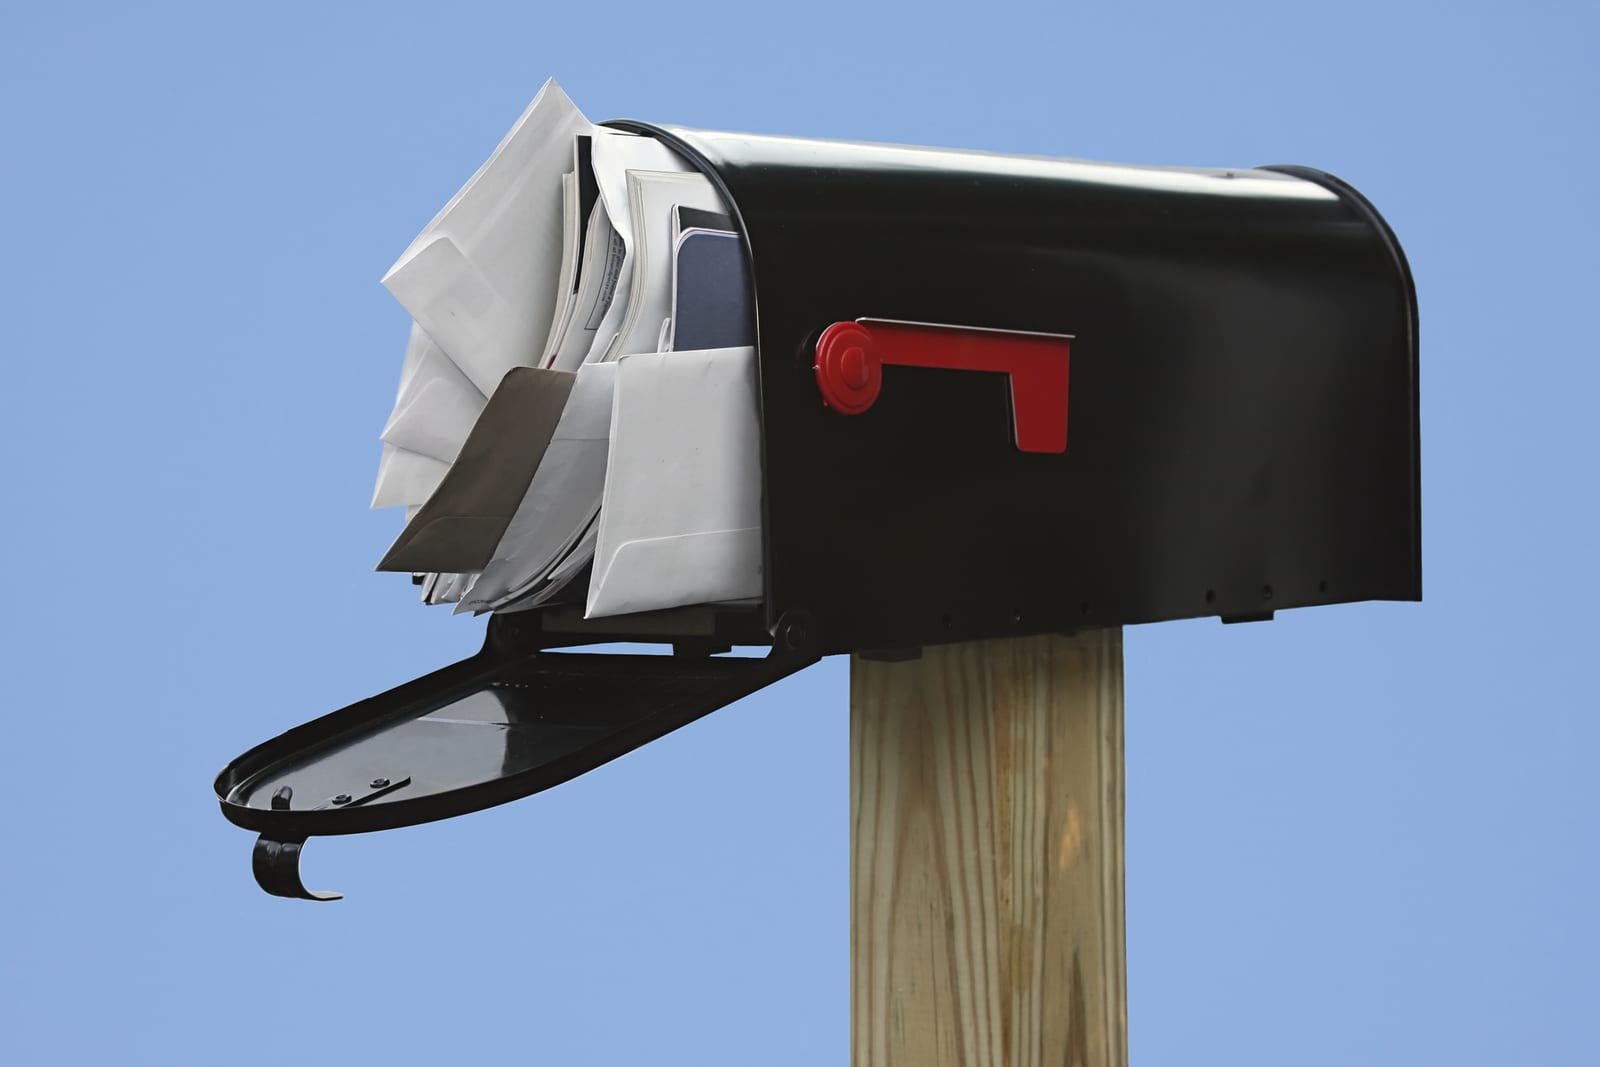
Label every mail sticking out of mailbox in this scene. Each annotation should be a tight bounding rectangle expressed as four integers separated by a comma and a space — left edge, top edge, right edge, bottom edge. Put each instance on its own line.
370, 79, 762, 620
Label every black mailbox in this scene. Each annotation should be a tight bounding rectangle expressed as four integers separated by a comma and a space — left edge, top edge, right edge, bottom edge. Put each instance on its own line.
216, 124, 1418, 898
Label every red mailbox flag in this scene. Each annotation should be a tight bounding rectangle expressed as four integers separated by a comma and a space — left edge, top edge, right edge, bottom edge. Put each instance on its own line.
814, 319, 1073, 453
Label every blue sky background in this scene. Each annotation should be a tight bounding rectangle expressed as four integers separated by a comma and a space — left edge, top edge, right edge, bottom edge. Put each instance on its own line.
3, 1, 1596, 1063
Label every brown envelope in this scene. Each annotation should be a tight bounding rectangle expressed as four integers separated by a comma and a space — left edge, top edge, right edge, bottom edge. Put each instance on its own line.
376, 366, 576, 574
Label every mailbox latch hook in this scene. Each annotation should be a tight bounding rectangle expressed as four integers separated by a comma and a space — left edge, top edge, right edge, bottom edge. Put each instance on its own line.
252, 834, 342, 902
251, 786, 341, 900
247, 777, 413, 900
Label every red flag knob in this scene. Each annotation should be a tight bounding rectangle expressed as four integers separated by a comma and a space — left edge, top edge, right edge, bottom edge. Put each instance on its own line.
814, 321, 883, 415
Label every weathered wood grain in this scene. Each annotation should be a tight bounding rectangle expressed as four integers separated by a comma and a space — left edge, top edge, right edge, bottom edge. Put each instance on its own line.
852, 631, 1126, 1067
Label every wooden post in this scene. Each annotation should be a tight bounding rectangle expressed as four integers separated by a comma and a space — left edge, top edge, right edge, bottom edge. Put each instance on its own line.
851, 630, 1127, 1067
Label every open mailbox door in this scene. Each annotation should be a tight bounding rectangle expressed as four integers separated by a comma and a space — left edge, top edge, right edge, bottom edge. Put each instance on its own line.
216, 610, 818, 899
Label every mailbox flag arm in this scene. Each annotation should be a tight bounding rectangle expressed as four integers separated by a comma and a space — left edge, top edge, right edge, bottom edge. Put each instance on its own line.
814, 319, 1073, 453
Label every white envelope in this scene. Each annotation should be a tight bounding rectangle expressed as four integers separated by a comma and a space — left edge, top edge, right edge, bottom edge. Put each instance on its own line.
382, 78, 594, 396
426, 571, 476, 605
580, 131, 691, 364
454, 361, 618, 613
380, 330, 487, 464
536, 169, 581, 368
545, 187, 622, 372
613, 170, 728, 358
371, 443, 451, 510
585, 347, 762, 619
392, 317, 429, 402
491, 514, 598, 614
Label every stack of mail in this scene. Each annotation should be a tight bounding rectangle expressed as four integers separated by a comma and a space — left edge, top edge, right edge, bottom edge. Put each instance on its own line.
370, 80, 761, 620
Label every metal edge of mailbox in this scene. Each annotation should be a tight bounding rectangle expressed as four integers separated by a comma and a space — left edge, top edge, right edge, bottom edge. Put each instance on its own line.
1260, 162, 1422, 599
602, 120, 1421, 655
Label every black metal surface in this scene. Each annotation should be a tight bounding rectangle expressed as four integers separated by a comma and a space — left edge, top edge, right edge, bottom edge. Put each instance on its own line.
605, 122, 1421, 655
252, 835, 341, 901
492, 602, 773, 653
216, 613, 817, 896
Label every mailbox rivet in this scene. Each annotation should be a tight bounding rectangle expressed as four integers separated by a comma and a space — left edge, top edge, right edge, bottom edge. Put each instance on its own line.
370, 778, 390, 789
780, 618, 807, 651
332, 794, 352, 805
773, 610, 818, 658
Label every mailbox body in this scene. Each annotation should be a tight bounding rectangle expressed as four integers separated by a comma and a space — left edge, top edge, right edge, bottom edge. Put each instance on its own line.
610, 123, 1420, 655
216, 127, 1419, 895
